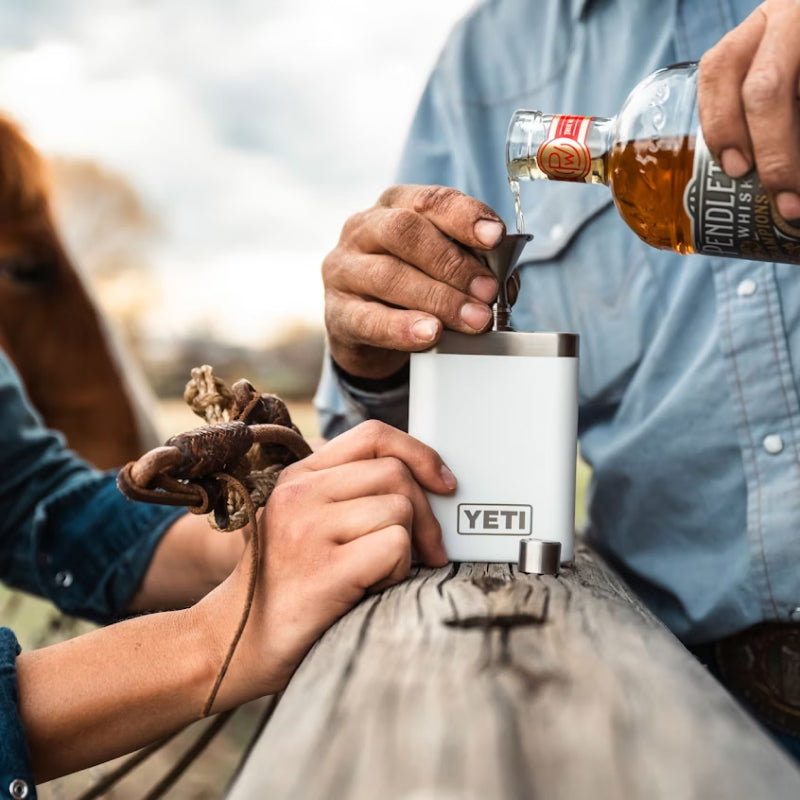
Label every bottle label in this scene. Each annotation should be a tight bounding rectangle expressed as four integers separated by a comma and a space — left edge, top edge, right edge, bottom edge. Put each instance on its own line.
685, 129, 800, 263
536, 115, 592, 182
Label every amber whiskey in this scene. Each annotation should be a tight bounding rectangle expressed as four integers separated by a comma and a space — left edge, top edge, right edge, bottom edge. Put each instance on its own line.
506, 63, 800, 265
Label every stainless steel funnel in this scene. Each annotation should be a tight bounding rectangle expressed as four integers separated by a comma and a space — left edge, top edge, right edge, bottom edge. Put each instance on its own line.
469, 233, 533, 330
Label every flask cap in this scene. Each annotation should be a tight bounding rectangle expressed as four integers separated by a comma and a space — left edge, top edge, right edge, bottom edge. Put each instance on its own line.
518, 537, 561, 575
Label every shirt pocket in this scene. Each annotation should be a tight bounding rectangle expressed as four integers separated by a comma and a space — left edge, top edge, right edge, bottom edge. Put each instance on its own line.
512, 181, 662, 410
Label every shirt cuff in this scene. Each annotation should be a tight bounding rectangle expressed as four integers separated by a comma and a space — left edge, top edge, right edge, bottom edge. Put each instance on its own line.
0, 628, 36, 800
330, 356, 410, 432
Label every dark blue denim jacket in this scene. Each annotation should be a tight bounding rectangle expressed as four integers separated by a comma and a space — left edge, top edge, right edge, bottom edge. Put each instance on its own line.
0, 352, 182, 797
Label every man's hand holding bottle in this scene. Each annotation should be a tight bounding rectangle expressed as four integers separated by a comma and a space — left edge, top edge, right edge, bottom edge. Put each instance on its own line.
322, 3, 800, 387
698, 0, 800, 223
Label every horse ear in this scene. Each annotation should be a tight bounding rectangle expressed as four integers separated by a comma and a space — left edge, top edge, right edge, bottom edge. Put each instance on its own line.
0, 114, 52, 222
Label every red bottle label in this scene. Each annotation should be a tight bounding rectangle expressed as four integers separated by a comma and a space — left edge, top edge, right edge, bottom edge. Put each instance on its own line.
536, 115, 592, 182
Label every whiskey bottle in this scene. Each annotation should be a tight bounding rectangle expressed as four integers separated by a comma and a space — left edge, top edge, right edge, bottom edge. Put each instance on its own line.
506, 62, 800, 264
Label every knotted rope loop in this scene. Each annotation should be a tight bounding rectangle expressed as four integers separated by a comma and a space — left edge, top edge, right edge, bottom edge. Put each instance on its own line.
116, 365, 312, 716
183, 364, 235, 424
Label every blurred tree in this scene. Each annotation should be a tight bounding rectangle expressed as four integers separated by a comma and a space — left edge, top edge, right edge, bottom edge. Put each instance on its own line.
263, 321, 325, 399
48, 156, 160, 350
47, 155, 326, 405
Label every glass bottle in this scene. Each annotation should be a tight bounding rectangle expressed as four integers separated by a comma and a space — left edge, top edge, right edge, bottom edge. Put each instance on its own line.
506, 61, 800, 265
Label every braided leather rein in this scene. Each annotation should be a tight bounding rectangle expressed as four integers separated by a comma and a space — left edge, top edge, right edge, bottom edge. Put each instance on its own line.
118, 420, 310, 521
117, 366, 312, 715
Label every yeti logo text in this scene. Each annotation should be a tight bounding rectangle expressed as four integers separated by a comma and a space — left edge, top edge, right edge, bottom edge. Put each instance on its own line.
457, 504, 533, 536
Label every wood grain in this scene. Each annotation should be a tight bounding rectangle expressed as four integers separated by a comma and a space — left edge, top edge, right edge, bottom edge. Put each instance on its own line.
228, 544, 800, 799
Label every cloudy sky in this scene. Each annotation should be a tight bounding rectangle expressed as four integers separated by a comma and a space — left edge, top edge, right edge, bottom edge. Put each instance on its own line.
0, 1, 476, 344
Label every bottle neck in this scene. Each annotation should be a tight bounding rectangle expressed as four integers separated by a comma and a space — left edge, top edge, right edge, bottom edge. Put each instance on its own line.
506, 112, 615, 186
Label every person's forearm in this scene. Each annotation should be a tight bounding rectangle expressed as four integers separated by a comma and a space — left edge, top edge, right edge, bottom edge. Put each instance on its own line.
16, 602, 222, 782
127, 512, 243, 613
14, 420, 456, 785
15, 546, 272, 784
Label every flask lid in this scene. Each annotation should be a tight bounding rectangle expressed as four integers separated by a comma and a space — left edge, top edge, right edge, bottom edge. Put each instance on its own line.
518, 537, 561, 575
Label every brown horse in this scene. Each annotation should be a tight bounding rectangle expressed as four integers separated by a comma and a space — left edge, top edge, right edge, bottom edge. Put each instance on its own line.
0, 116, 159, 468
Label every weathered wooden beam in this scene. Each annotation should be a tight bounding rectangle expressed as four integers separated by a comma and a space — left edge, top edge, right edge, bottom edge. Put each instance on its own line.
228, 544, 800, 800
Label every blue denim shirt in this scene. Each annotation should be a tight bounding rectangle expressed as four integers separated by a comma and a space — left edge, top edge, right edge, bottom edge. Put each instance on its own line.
0, 351, 182, 797
314, 0, 800, 645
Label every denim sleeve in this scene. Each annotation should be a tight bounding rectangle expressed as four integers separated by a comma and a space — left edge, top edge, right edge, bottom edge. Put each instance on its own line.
0, 353, 183, 624
0, 628, 35, 800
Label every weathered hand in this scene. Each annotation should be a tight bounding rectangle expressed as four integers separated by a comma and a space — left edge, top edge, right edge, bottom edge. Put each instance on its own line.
211, 420, 456, 706
322, 185, 505, 379
698, 0, 800, 222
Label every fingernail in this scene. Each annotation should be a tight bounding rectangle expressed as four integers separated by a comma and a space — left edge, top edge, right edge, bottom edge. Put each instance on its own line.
440, 463, 457, 491
412, 318, 439, 342
469, 275, 497, 304
720, 148, 751, 178
460, 302, 492, 331
776, 191, 800, 222
474, 219, 504, 248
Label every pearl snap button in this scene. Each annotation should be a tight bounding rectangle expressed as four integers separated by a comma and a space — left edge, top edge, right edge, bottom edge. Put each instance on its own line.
790, 607, 800, 623
763, 434, 784, 455
9, 779, 28, 799
550, 223, 564, 240
55, 570, 74, 587
736, 279, 757, 297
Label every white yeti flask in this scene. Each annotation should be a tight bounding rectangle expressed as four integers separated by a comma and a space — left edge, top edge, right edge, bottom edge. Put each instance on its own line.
408, 329, 579, 563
